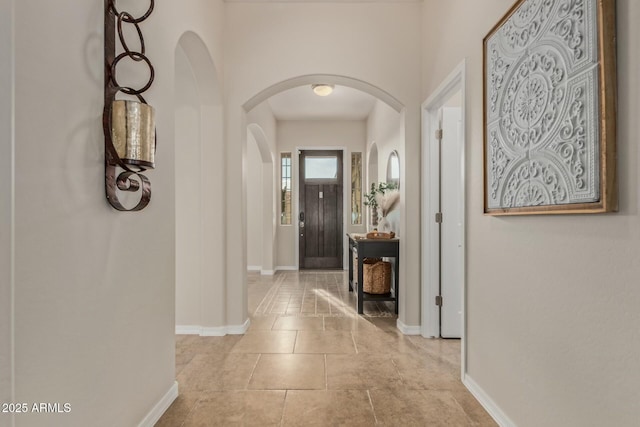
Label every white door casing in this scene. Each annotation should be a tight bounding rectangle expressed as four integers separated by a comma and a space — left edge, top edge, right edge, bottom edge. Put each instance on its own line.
421, 59, 466, 375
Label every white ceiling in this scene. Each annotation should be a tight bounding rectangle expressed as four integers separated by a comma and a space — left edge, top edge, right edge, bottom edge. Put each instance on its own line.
267, 84, 378, 121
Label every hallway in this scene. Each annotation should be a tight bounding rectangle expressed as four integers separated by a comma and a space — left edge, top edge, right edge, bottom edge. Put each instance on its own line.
157, 271, 496, 426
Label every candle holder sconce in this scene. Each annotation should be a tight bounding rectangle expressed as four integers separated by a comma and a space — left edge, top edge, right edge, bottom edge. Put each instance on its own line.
103, 0, 156, 211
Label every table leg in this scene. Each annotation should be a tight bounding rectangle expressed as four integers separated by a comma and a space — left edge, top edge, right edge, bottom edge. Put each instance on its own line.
395, 256, 399, 314
357, 255, 364, 314
348, 243, 353, 292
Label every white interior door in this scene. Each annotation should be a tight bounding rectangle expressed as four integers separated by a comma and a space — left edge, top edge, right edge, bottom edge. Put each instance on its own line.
440, 106, 462, 338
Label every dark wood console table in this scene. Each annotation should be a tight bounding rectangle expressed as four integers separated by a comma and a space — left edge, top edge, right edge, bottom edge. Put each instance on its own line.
347, 234, 399, 315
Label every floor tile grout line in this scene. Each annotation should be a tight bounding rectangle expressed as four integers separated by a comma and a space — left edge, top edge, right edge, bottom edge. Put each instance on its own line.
448, 391, 477, 425
255, 272, 285, 315
324, 353, 328, 390
390, 357, 407, 386
179, 395, 203, 427
366, 389, 379, 425
247, 353, 262, 387
279, 389, 288, 427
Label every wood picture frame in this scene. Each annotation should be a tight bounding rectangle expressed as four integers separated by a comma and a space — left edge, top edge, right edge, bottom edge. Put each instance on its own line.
483, 0, 617, 215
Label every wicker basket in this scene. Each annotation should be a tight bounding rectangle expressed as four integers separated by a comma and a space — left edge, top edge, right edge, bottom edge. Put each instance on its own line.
363, 258, 392, 294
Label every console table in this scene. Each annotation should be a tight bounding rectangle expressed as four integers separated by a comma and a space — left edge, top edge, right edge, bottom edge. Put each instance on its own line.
347, 234, 399, 315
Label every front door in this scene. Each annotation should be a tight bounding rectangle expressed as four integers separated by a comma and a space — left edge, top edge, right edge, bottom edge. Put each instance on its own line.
299, 150, 343, 269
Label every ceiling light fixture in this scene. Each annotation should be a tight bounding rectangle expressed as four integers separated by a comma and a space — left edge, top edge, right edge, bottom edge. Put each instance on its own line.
311, 84, 334, 97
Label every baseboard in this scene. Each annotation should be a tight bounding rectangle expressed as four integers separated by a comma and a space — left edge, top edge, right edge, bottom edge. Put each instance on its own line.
199, 326, 229, 337
396, 319, 421, 335
275, 266, 297, 271
226, 318, 251, 335
463, 374, 516, 427
260, 269, 275, 276
138, 381, 178, 427
176, 318, 250, 336
247, 265, 261, 272
175, 325, 202, 335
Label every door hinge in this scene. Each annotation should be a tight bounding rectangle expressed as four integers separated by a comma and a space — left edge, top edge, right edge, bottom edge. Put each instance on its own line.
435, 129, 443, 140
435, 295, 443, 306
435, 212, 443, 223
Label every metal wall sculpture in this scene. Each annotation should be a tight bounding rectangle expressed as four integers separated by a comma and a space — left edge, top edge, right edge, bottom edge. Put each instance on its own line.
483, 0, 617, 215
103, 0, 156, 211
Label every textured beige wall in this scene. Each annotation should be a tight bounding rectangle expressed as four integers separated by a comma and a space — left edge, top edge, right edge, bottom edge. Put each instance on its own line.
422, 0, 640, 425
225, 1, 423, 327
0, 1, 14, 424
10, 0, 225, 425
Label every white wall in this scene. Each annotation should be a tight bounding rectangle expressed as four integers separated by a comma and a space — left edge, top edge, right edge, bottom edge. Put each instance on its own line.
175, 42, 203, 327
0, 1, 14, 424
246, 103, 278, 273
366, 100, 402, 236
246, 131, 263, 269
276, 120, 367, 268
174, 29, 227, 334
225, 1, 423, 327
247, 102, 277, 155
367, 99, 403, 188
9, 0, 225, 425
422, 0, 640, 425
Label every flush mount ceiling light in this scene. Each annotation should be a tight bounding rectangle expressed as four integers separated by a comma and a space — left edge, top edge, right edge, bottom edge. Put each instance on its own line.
311, 84, 334, 97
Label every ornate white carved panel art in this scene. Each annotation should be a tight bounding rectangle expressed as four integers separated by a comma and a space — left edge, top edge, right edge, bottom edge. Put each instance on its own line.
483, 0, 617, 215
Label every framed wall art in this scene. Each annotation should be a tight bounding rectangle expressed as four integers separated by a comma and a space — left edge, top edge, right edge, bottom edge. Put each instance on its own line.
483, 0, 617, 215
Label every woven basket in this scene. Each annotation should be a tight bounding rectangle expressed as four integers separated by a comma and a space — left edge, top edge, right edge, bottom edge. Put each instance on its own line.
363, 258, 392, 294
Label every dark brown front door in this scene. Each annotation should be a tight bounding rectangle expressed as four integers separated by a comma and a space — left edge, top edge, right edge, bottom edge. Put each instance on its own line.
299, 150, 343, 269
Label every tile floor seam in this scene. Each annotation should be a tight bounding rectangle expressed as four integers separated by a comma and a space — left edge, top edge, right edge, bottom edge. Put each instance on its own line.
247, 353, 262, 388
366, 389, 379, 425
279, 389, 288, 427
390, 357, 407, 386
254, 272, 285, 315
324, 354, 328, 390
449, 390, 478, 425
180, 397, 203, 427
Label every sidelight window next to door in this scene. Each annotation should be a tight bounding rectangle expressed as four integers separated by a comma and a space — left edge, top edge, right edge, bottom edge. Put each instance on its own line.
299, 150, 343, 269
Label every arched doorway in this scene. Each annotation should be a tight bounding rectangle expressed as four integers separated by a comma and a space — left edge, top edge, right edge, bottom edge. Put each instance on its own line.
233, 74, 406, 327
174, 32, 226, 334
246, 123, 275, 275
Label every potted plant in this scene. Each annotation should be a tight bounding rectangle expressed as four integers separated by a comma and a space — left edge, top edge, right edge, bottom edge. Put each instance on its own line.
364, 182, 397, 227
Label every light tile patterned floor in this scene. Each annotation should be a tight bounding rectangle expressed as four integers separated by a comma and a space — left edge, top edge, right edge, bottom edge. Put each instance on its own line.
253, 271, 396, 317
156, 271, 497, 426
